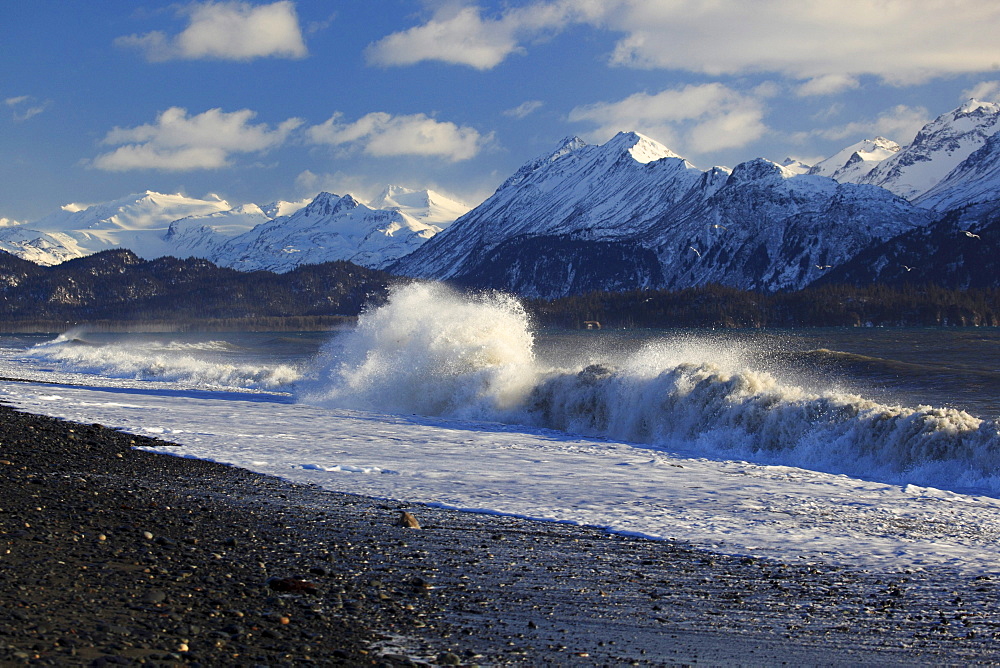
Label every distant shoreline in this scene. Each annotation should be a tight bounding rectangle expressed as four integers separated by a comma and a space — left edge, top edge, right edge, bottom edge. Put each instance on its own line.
0, 315, 358, 334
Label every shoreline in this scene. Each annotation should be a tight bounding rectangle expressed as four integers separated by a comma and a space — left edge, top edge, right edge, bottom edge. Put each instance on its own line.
3, 403, 1000, 666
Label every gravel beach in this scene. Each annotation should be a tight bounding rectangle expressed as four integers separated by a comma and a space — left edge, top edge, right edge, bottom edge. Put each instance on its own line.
3, 401, 1000, 667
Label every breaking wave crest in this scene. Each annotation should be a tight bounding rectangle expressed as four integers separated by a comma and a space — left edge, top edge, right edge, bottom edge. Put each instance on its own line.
301, 283, 1000, 493
29, 335, 300, 390
299, 282, 536, 417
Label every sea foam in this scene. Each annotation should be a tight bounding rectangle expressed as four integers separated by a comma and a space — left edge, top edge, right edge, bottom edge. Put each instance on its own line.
300, 283, 1000, 493
28, 336, 300, 390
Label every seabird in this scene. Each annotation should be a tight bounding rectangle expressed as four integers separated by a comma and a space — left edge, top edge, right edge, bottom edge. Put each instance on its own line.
689, 246, 701, 257
902, 265, 914, 271
711, 224, 728, 230
963, 230, 981, 239
815, 264, 832, 269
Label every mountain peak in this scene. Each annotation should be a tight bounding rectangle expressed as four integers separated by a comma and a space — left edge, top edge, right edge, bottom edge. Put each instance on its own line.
302, 192, 363, 218
544, 136, 588, 163
728, 158, 791, 184
861, 99, 1000, 199
603, 131, 682, 164
957, 98, 1000, 116
808, 137, 900, 183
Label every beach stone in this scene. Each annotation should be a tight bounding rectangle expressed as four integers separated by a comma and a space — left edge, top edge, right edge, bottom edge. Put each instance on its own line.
397, 511, 421, 529
437, 651, 462, 665
141, 589, 166, 604
267, 578, 318, 595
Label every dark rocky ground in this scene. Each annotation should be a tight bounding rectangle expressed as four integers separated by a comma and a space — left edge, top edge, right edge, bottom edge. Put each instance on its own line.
3, 401, 1000, 667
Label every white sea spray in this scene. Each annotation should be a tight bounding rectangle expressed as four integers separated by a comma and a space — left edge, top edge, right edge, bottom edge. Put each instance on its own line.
27, 335, 299, 390
299, 283, 1000, 492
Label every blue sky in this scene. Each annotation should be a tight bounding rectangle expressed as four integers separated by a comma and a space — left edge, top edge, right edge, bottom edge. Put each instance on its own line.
4, 0, 1000, 222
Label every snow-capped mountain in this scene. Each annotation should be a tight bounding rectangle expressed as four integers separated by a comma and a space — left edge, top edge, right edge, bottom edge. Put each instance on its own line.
367, 185, 470, 227
392, 132, 707, 283
4, 100, 999, 295
812, 202, 1000, 290
209, 192, 441, 272
807, 137, 900, 183
859, 99, 1000, 200
0, 191, 237, 265
391, 132, 931, 296
914, 131, 1000, 211
0, 187, 460, 271
163, 204, 273, 258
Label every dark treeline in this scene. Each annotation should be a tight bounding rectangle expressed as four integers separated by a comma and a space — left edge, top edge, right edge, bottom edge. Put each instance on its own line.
527, 283, 1000, 329
0, 249, 401, 332
3, 248, 998, 332
0, 316, 357, 334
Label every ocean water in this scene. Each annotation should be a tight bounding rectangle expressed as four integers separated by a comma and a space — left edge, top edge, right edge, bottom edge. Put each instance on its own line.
2, 282, 1000, 570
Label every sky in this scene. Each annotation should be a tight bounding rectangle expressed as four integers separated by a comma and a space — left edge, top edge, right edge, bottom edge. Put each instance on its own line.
4, 0, 1000, 223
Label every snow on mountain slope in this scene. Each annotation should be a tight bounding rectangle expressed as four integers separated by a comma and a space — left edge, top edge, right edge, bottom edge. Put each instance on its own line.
259, 198, 311, 219
915, 131, 1000, 211
651, 159, 932, 292
210, 192, 441, 272
778, 157, 812, 175
808, 137, 900, 183
163, 204, 273, 257
368, 185, 470, 227
861, 100, 1000, 200
0, 192, 234, 264
391, 132, 707, 281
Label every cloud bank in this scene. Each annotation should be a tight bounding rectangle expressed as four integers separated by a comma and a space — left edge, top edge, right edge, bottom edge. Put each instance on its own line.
92, 107, 303, 171
368, 1, 1000, 85
117, 1, 307, 62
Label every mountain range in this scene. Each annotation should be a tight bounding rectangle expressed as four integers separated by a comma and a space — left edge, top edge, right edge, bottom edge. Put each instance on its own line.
2, 99, 999, 298
0, 186, 470, 272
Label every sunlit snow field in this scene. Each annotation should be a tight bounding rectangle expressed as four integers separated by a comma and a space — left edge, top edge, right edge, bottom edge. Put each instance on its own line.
2, 283, 1000, 573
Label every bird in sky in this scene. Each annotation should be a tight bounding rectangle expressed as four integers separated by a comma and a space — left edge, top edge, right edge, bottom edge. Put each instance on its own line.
689, 246, 701, 257
963, 230, 981, 239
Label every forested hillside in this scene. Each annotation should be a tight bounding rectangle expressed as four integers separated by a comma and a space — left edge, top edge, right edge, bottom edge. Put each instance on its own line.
0, 249, 400, 331
528, 283, 1000, 329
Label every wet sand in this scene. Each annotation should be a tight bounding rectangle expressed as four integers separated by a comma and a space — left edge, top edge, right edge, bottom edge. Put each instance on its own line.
2, 402, 1000, 666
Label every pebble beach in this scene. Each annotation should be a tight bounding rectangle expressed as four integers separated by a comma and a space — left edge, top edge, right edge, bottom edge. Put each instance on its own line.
3, 401, 1000, 666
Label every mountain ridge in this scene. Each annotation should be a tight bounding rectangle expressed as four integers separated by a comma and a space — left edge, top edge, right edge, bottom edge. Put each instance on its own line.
2, 99, 998, 297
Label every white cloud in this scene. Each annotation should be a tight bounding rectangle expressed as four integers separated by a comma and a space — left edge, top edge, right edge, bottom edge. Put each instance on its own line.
5, 95, 50, 121
813, 104, 930, 145
116, 1, 307, 62
365, 2, 602, 69
797, 74, 860, 97
92, 107, 303, 171
366, 6, 519, 70
965, 81, 1000, 103
606, 1, 1000, 85
369, 1, 1000, 85
568, 83, 768, 158
307, 112, 487, 162
503, 100, 544, 119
